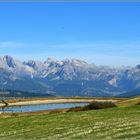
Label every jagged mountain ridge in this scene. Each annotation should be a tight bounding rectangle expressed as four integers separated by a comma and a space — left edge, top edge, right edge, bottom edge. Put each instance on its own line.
0, 55, 140, 97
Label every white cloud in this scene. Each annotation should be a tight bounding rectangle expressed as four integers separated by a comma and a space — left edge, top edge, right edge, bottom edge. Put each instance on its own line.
0, 41, 28, 48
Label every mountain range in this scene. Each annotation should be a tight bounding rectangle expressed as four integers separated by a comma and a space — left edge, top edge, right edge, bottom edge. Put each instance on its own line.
0, 55, 140, 98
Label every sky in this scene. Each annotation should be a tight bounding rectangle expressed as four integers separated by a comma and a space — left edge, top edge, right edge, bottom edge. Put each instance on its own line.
0, 2, 140, 66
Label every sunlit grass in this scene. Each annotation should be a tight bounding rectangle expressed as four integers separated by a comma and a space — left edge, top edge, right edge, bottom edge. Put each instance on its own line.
116, 96, 140, 107
0, 105, 140, 139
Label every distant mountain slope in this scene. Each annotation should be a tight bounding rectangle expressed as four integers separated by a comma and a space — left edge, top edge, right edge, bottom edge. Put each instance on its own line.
0, 55, 140, 97
0, 89, 54, 98
117, 88, 140, 98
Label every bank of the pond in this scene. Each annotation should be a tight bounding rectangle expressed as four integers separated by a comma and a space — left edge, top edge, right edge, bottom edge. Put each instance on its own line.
0, 98, 119, 107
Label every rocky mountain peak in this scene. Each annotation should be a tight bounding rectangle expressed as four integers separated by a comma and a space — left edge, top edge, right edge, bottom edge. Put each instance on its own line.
45, 57, 63, 67
3, 55, 16, 68
136, 65, 140, 69
25, 60, 45, 70
0, 55, 140, 97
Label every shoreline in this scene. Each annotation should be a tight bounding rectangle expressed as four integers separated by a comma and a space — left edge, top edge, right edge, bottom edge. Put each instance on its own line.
0, 98, 119, 107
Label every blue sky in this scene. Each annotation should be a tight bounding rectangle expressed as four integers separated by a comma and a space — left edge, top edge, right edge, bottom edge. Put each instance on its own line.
0, 2, 140, 66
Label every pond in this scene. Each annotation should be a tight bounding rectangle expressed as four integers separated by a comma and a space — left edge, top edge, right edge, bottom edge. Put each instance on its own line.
0, 103, 88, 113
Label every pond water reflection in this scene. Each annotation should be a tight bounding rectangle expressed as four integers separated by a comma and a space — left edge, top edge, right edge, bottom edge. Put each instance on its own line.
0, 103, 88, 113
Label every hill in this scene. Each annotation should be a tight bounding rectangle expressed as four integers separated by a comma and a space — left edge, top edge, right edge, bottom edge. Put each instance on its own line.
116, 96, 140, 107
0, 89, 54, 99
0, 105, 140, 139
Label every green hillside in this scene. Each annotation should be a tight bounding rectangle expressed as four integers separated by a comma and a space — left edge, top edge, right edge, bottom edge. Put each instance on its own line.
0, 105, 140, 139
116, 96, 140, 107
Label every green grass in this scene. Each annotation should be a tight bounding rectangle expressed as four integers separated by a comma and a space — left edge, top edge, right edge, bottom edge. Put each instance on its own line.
0, 105, 140, 139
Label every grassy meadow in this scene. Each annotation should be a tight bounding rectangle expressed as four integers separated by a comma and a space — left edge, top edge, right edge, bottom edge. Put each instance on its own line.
0, 98, 140, 139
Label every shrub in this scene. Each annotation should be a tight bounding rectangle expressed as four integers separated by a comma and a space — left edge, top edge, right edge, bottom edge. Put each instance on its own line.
86, 101, 117, 110
136, 102, 140, 105
67, 101, 117, 112
67, 106, 87, 112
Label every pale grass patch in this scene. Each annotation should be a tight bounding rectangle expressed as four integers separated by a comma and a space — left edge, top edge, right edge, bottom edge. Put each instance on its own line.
113, 130, 139, 138
70, 129, 93, 137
